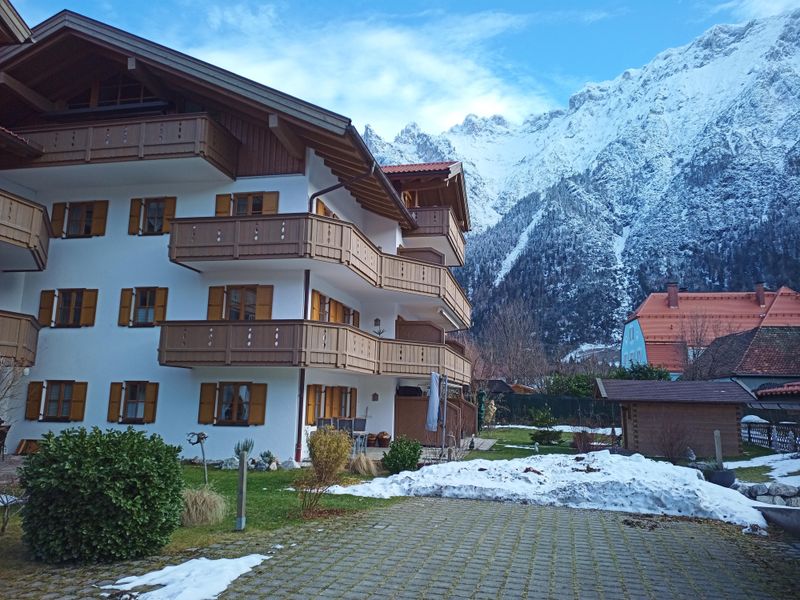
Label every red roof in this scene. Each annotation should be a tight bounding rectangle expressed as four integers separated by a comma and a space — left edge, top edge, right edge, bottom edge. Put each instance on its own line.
629, 286, 800, 373
756, 381, 800, 398
381, 162, 458, 174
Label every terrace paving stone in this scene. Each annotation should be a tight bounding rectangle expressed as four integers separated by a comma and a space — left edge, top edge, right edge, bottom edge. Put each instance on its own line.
3, 497, 799, 599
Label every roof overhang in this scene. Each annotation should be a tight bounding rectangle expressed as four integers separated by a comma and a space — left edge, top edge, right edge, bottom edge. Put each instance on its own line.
0, 0, 30, 45
0, 10, 415, 228
0, 125, 41, 156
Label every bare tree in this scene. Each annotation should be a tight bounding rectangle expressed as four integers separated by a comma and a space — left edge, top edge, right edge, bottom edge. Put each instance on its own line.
0, 356, 26, 425
680, 313, 737, 368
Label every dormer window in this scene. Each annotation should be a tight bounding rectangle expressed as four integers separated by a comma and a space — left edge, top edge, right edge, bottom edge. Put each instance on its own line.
67, 73, 158, 110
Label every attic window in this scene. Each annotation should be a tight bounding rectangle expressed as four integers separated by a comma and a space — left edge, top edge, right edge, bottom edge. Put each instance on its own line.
67, 74, 158, 110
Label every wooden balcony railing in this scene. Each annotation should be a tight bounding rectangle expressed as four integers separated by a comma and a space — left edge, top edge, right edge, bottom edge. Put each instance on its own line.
159, 320, 471, 384
406, 206, 466, 265
0, 310, 40, 365
169, 213, 471, 328
5, 114, 239, 178
0, 189, 50, 271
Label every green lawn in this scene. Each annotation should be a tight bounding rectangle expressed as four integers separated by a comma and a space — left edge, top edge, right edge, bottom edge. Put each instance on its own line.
0, 465, 397, 576
730, 466, 773, 483
467, 427, 576, 461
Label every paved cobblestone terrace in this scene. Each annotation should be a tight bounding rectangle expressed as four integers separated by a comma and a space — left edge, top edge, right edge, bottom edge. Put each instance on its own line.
6, 498, 799, 599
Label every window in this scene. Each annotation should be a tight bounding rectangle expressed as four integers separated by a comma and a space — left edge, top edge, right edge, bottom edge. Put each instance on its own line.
39, 289, 98, 328
226, 286, 257, 321
315, 199, 338, 219
128, 197, 176, 235
215, 191, 279, 217
118, 287, 167, 326
305, 385, 357, 425
67, 74, 158, 110
310, 290, 359, 327
207, 285, 272, 320
25, 381, 87, 422
198, 382, 267, 426
108, 381, 158, 423
51, 201, 108, 238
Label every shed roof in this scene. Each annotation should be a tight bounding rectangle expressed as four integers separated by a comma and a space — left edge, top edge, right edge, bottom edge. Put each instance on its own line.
596, 379, 752, 404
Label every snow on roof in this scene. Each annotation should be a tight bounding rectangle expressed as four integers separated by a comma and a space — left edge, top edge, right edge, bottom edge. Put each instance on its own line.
381, 161, 458, 174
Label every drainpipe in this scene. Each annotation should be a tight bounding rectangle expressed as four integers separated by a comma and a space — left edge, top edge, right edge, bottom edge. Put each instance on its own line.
295, 269, 311, 462
308, 162, 377, 213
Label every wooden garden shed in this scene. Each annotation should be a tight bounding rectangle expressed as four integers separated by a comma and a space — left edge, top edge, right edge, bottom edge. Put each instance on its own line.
595, 379, 752, 458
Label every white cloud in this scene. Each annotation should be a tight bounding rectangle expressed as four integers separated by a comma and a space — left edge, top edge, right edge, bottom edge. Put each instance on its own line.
713, 0, 800, 19
168, 3, 591, 137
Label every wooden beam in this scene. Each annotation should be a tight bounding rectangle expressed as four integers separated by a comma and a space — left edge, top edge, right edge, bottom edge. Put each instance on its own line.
127, 56, 170, 100
268, 114, 305, 160
0, 72, 57, 113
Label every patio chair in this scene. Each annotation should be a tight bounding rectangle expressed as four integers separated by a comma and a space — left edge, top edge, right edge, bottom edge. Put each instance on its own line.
336, 418, 354, 435
316, 418, 334, 428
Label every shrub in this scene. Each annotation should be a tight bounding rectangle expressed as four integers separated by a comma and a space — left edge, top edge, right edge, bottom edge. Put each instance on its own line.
350, 453, 378, 477
19, 427, 183, 563
656, 422, 691, 464
182, 485, 227, 526
296, 427, 352, 514
233, 438, 255, 458
529, 405, 562, 446
382, 436, 422, 474
572, 431, 596, 453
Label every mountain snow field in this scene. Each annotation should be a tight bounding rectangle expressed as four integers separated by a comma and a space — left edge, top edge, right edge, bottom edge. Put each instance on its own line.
330, 450, 767, 528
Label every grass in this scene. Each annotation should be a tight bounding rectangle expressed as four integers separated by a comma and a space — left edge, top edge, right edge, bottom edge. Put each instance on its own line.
467, 427, 576, 461
0, 465, 397, 576
731, 466, 773, 483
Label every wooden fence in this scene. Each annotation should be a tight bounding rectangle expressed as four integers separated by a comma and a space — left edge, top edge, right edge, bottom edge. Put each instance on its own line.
741, 423, 800, 453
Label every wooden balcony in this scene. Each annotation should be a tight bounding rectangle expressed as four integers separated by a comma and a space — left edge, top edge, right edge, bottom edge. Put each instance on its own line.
158, 320, 471, 385
169, 213, 471, 328
0, 189, 50, 271
405, 206, 466, 265
0, 310, 40, 366
3, 114, 239, 178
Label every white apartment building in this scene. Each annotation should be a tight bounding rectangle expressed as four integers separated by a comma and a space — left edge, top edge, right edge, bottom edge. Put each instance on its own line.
0, 8, 472, 460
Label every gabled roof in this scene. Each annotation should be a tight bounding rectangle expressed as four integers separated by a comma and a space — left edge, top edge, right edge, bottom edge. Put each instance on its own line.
596, 379, 752, 404
0, 0, 29, 45
756, 381, 800, 398
684, 326, 800, 379
0, 10, 416, 228
382, 162, 459, 175
627, 286, 800, 344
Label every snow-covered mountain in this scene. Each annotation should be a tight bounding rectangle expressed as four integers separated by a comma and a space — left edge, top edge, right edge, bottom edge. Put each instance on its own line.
366, 11, 800, 352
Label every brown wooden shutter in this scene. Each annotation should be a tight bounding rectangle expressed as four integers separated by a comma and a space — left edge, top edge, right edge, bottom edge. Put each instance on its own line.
91, 200, 108, 236
305, 385, 317, 426
330, 300, 344, 324
198, 383, 217, 424
144, 382, 159, 423
38, 290, 55, 327
310, 290, 321, 320
349, 388, 357, 418
315, 199, 326, 216
26, 381, 43, 420
70, 382, 87, 421
118, 288, 133, 326
154, 288, 168, 323
162, 197, 177, 233
263, 192, 279, 214
50, 203, 66, 237
352, 310, 360, 328
128, 199, 142, 235
80, 289, 98, 326
215, 194, 231, 217
108, 382, 123, 422
248, 384, 267, 425
255, 285, 273, 320
207, 286, 225, 320
325, 386, 339, 418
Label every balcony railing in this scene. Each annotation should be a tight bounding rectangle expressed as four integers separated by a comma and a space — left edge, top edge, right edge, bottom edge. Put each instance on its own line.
0, 189, 50, 271
4, 114, 239, 178
169, 213, 471, 328
407, 206, 466, 265
159, 320, 471, 385
0, 310, 40, 365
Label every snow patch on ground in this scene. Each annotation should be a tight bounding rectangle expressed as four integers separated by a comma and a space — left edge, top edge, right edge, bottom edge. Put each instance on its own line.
725, 453, 800, 486
561, 343, 615, 363
493, 207, 544, 286
330, 451, 766, 527
740, 415, 769, 424
500, 425, 621, 436
102, 555, 269, 599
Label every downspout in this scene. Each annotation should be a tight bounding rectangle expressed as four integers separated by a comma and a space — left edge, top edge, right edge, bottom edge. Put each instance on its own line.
308, 162, 377, 213
294, 269, 311, 462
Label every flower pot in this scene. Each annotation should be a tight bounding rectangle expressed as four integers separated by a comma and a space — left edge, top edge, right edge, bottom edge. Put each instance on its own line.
705, 469, 736, 488
367, 434, 377, 447
377, 432, 391, 448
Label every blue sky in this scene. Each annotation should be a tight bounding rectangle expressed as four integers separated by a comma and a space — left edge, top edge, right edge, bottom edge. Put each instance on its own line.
13, 0, 800, 136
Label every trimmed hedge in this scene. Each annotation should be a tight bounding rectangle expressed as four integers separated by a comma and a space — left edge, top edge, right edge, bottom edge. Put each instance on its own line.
382, 436, 422, 474
19, 427, 183, 563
